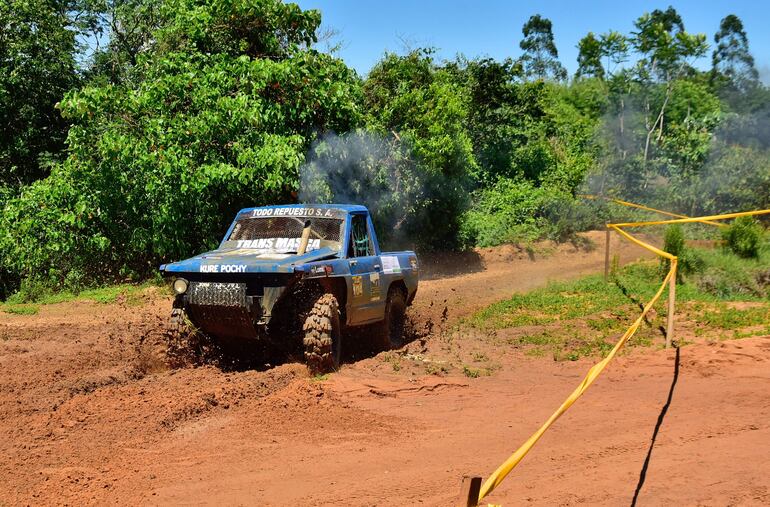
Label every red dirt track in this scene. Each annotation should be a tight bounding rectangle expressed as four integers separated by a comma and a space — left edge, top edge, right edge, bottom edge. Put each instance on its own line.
2, 232, 769, 505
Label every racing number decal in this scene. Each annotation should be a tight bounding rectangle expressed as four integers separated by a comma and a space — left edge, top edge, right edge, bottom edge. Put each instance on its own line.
352, 276, 363, 297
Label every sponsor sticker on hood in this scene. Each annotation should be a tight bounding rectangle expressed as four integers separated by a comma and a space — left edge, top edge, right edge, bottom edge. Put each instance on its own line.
234, 238, 321, 252
200, 264, 247, 273
240, 207, 345, 219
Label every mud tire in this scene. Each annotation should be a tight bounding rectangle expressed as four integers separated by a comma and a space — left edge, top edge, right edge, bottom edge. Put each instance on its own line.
166, 307, 193, 366
302, 293, 342, 374
377, 286, 407, 350
166, 307, 216, 366
166, 308, 190, 363
169, 307, 185, 334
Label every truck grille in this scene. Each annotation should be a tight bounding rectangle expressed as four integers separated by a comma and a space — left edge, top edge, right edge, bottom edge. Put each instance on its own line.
188, 282, 247, 307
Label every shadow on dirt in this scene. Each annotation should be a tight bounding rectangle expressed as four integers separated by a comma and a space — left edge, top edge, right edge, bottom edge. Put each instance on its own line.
342, 311, 437, 363
163, 325, 287, 373
631, 346, 680, 506
161, 309, 440, 373
613, 276, 668, 337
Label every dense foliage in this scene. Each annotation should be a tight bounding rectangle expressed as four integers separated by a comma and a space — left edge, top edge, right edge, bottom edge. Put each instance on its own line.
723, 216, 764, 259
0, 0, 81, 185
1, 0, 362, 294
1, 1, 769, 298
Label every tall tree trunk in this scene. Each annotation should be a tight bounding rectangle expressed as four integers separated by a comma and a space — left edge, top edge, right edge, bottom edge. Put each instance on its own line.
643, 83, 672, 166
619, 98, 626, 160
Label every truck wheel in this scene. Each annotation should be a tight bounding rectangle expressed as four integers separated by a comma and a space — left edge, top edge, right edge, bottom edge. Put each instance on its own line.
379, 286, 407, 350
303, 293, 342, 374
167, 307, 212, 366
170, 307, 186, 334
166, 307, 190, 365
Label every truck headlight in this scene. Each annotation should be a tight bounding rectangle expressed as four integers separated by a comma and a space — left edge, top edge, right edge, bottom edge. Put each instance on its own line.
173, 278, 188, 295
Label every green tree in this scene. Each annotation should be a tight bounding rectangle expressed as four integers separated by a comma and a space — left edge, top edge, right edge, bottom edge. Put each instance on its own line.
446, 57, 552, 184
711, 14, 759, 95
0, 0, 81, 186
598, 31, 632, 160
0, 0, 363, 292
299, 131, 422, 250
154, 0, 321, 57
363, 50, 477, 248
576, 32, 604, 79
635, 7, 684, 43
518, 15, 567, 81
689, 140, 770, 216
631, 7, 708, 165
84, 0, 167, 85
599, 31, 630, 76
660, 80, 722, 212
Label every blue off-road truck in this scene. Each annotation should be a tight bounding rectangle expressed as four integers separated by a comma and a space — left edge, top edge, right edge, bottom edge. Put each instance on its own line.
160, 204, 419, 373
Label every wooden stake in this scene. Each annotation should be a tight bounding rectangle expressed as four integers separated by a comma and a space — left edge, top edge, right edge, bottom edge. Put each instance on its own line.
604, 227, 611, 281
457, 476, 482, 507
666, 261, 677, 348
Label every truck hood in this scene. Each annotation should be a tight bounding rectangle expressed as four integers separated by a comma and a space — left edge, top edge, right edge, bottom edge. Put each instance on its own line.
160, 247, 339, 275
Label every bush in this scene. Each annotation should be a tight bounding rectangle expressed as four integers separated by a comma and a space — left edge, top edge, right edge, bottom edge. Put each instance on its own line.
458, 178, 600, 248
540, 195, 605, 243
722, 216, 764, 258
459, 178, 548, 247
679, 248, 707, 276
663, 224, 686, 257
660, 224, 684, 278
658, 224, 708, 278
682, 246, 769, 299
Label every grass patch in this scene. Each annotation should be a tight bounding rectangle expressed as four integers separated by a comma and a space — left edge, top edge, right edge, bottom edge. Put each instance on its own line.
694, 305, 770, 330
471, 351, 489, 362
732, 325, 770, 339
462, 365, 496, 378
468, 245, 770, 361
469, 275, 630, 330
1, 281, 164, 311
380, 352, 402, 372
1, 304, 39, 315
509, 328, 624, 361
524, 346, 548, 358
425, 363, 449, 375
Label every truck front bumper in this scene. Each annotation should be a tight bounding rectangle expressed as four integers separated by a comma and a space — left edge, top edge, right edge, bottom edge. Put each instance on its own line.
182, 282, 262, 340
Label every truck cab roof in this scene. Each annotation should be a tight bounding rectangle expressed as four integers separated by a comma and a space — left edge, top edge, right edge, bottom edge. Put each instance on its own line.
237, 204, 369, 215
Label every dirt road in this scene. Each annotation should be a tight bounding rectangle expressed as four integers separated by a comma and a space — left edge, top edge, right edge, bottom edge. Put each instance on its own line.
2, 232, 769, 505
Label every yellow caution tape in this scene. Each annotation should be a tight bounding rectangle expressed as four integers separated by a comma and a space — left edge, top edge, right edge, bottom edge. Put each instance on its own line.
478, 262, 675, 501
579, 194, 725, 227
608, 224, 674, 260
477, 206, 770, 503
610, 208, 770, 228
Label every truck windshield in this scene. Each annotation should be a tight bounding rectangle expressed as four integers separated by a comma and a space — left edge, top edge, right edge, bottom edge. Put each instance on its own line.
223, 216, 344, 254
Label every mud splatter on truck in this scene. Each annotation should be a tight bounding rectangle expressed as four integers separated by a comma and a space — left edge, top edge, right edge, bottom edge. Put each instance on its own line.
160, 204, 418, 372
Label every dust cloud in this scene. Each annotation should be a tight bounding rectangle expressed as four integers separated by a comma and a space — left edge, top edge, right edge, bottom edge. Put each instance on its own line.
583, 95, 770, 217
298, 130, 425, 249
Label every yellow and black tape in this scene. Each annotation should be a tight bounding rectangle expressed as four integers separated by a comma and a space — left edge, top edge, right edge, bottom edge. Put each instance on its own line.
475, 202, 770, 504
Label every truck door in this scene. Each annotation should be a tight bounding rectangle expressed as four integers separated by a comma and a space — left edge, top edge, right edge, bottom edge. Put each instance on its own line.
346, 213, 385, 325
